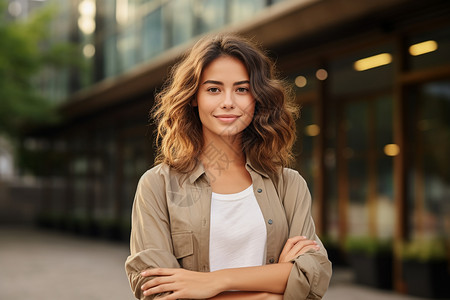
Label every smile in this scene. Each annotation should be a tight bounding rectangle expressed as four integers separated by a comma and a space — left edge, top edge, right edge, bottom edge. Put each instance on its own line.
214, 115, 240, 123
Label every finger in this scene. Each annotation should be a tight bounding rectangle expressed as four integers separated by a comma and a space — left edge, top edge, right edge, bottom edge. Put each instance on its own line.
284, 240, 317, 259
280, 236, 307, 256
285, 236, 307, 248
297, 244, 320, 256
291, 242, 320, 257
141, 276, 175, 291
290, 239, 317, 254
142, 282, 175, 297
141, 268, 175, 277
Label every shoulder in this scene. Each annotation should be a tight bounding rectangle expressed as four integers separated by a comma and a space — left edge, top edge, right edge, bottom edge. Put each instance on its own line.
138, 163, 180, 190
139, 163, 168, 183
139, 163, 192, 187
135, 163, 182, 204
280, 167, 307, 187
274, 167, 309, 199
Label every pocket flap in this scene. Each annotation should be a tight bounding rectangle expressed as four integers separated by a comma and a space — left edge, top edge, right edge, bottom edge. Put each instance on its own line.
171, 231, 194, 259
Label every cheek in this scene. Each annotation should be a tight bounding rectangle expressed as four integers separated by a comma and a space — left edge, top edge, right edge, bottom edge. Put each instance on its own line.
243, 99, 256, 118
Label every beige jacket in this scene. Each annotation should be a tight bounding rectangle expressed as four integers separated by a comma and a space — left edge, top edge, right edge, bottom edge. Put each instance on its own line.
125, 161, 332, 299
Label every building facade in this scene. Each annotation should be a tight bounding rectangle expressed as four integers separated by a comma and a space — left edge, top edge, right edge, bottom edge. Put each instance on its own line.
24, 0, 450, 295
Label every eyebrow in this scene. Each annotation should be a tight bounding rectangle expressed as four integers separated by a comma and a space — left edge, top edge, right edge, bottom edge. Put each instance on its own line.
202, 80, 250, 86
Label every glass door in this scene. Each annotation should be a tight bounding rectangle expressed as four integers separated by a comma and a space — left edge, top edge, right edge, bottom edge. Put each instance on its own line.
339, 94, 395, 240
406, 79, 450, 240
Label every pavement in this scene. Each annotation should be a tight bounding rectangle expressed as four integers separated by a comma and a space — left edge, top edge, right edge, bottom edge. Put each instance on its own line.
0, 227, 430, 300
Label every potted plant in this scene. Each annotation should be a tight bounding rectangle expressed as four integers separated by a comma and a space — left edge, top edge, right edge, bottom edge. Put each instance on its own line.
345, 236, 393, 289
401, 237, 450, 299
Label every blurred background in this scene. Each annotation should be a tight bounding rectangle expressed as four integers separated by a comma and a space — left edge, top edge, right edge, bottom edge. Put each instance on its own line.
0, 0, 449, 299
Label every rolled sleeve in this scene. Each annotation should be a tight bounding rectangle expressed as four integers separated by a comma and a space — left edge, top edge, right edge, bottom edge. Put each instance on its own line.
125, 249, 180, 299
285, 252, 332, 299
280, 169, 332, 299
124, 167, 180, 299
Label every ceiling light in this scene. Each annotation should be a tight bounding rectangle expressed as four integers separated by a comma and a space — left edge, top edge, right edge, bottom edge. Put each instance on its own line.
409, 40, 438, 56
354, 53, 392, 71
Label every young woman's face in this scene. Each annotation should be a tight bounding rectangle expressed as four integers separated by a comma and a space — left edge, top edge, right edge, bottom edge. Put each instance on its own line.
194, 55, 255, 142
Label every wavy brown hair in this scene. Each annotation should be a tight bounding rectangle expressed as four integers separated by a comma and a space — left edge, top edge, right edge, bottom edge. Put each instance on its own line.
152, 33, 298, 178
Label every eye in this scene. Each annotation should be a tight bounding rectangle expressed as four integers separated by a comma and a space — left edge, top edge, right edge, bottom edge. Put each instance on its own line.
207, 87, 220, 93
236, 87, 249, 93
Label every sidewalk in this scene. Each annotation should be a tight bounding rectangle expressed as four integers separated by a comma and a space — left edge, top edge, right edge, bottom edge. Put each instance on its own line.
0, 227, 428, 300
323, 267, 428, 300
0, 227, 134, 300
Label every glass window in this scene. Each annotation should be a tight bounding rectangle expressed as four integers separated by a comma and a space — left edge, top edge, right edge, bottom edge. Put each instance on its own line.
375, 95, 395, 240
72, 155, 89, 216
407, 79, 450, 239
104, 35, 118, 77
197, 0, 227, 34
342, 94, 395, 238
294, 104, 317, 192
345, 101, 369, 236
325, 98, 339, 240
143, 6, 165, 60
330, 44, 394, 96
291, 67, 319, 95
170, 0, 195, 46
345, 101, 369, 152
121, 137, 149, 219
101, 0, 117, 37
229, 0, 266, 24
117, 24, 140, 72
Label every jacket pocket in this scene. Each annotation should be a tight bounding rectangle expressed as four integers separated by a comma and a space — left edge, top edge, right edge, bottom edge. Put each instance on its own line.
171, 231, 194, 270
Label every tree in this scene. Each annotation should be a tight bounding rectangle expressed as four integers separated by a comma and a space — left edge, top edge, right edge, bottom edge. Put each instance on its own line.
0, 1, 81, 137
0, 1, 82, 176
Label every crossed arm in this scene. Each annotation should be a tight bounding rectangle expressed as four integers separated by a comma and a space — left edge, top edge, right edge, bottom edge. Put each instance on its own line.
139, 236, 320, 299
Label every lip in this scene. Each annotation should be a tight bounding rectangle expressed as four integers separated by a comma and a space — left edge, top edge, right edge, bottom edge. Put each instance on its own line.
214, 114, 240, 123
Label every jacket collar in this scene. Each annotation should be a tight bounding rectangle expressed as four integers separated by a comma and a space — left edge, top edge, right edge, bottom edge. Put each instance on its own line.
189, 160, 206, 184
245, 158, 270, 179
188, 156, 269, 184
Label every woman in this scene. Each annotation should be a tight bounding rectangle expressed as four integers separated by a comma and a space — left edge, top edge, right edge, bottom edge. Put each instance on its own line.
125, 34, 332, 300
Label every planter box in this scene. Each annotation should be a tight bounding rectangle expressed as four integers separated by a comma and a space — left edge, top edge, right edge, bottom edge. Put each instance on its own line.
403, 260, 450, 299
349, 252, 393, 289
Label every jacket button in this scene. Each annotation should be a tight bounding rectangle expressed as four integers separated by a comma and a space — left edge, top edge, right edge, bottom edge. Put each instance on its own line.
269, 258, 275, 263
268, 219, 273, 225
257, 188, 262, 193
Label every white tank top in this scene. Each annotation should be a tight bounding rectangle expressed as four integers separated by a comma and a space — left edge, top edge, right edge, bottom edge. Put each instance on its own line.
209, 185, 267, 272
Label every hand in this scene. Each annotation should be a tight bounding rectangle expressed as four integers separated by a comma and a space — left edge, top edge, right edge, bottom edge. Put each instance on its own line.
278, 236, 319, 263
141, 268, 222, 299
210, 291, 283, 300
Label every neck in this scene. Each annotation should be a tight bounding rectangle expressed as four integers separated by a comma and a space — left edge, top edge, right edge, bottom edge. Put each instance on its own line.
200, 133, 246, 170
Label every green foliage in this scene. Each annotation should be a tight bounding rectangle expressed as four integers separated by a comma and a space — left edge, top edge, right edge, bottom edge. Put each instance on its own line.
0, 2, 82, 137
402, 237, 448, 262
345, 236, 392, 256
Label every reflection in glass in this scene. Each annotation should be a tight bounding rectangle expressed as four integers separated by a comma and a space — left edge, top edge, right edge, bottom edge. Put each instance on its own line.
171, 0, 194, 46
143, 6, 165, 60
344, 95, 395, 238
294, 104, 316, 194
197, 0, 226, 33
407, 80, 450, 239
229, 0, 265, 23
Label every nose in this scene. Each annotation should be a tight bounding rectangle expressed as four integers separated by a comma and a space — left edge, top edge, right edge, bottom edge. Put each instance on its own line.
221, 91, 235, 109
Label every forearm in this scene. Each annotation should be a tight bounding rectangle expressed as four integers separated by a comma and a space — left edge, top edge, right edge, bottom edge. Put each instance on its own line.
212, 263, 293, 294
140, 263, 293, 299
210, 291, 282, 300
